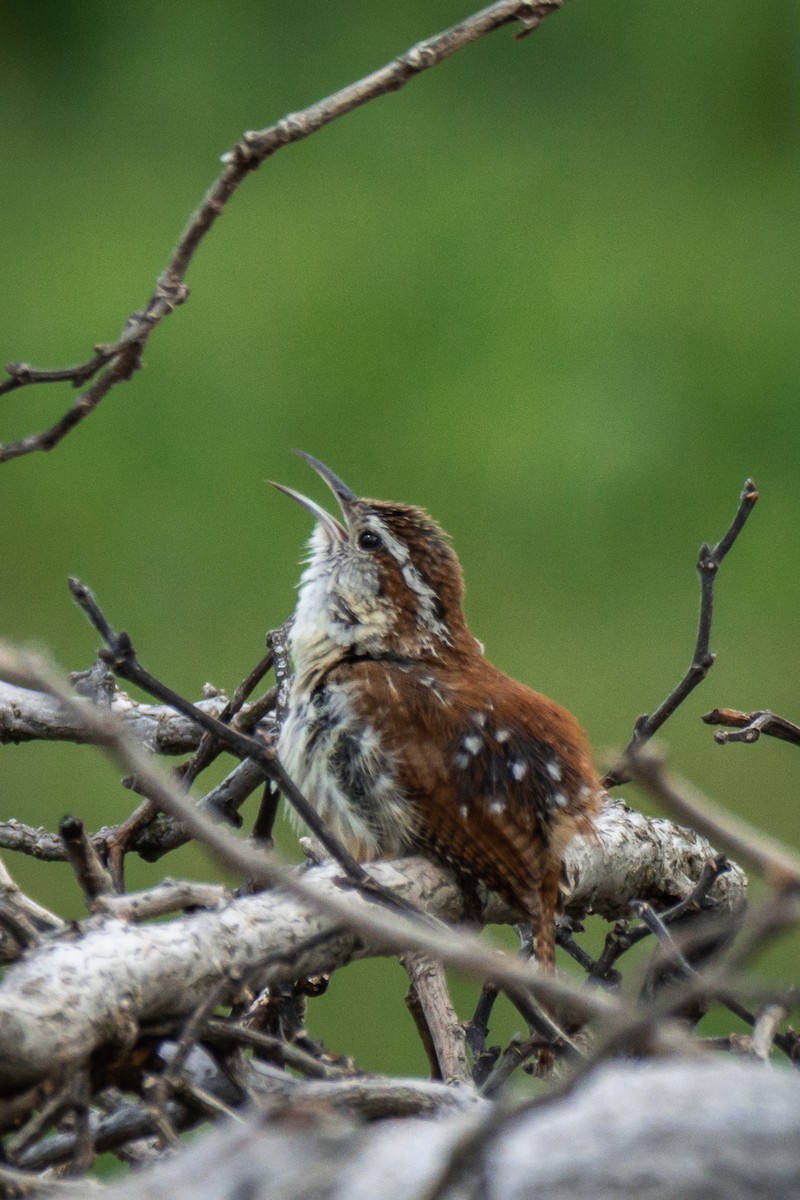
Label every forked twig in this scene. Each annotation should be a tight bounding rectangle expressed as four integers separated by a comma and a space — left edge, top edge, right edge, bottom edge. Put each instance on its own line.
604, 479, 758, 788
703, 707, 800, 748
67, 578, 375, 891
0, 0, 564, 464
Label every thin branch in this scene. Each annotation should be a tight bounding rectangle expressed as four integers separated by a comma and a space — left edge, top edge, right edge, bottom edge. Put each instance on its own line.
205, 1017, 350, 1080
629, 899, 695, 976
67, 577, 395, 898
0, 898, 40, 956
627, 746, 800, 893
67, 1070, 94, 1177
0, 1163, 101, 1194
0, 677, 233, 752
102, 648, 274, 885
749, 1003, 788, 1064
93, 880, 229, 921
0, 857, 62, 932
0, 641, 624, 1084
150, 974, 242, 1137
0, 0, 563, 464
179, 648, 274, 788
604, 479, 758, 789
479, 1034, 542, 1093
580, 854, 731, 984
401, 953, 471, 1084
703, 707, 800, 747
59, 815, 115, 902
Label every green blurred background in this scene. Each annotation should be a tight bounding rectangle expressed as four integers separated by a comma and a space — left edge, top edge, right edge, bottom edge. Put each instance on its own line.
1, 1, 798, 1077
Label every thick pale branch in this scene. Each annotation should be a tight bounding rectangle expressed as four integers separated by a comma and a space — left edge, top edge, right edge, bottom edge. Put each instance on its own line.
0, 680, 236, 753
0, 801, 746, 1091
86, 1059, 800, 1200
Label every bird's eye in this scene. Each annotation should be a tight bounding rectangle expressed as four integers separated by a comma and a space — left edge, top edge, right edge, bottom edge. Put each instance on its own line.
358, 529, 382, 551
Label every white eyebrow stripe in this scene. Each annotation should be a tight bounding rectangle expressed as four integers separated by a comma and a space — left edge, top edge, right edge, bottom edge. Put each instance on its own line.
364, 514, 453, 646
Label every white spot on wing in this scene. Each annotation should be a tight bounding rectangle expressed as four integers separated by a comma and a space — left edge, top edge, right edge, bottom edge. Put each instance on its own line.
510, 761, 528, 781
546, 759, 562, 783
552, 791, 568, 809
489, 798, 506, 814
459, 804, 469, 819
462, 735, 482, 756
495, 729, 510, 744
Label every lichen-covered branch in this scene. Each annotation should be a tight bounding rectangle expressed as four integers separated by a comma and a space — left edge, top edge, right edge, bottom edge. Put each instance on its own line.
83, 1059, 800, 1200
0, 680, 233, 753
0, 800, 746, 1090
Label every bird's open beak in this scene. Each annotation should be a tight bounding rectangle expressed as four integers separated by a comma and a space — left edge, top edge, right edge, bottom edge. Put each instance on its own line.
269, 451, 356, 544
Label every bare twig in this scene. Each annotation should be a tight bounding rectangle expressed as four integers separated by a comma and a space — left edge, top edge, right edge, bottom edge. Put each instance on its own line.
93, 880, 229, 921
67, 577, 400, 899
0, 0, 564, 464
0, 644, 623, 1075
59, 815, 115, 902
5, 1080, 74, 1162
205, 1018, 348, 1080
750, 1003, 788, 1063
703, 707, 800, 747
465, 984, 502, 1085
180, 648, 274, 788
401, 953, 471, 1083
150, 974, 242, 1138
0, 1162, 101, 1194
629, 900, 695, 976
0, 898, 41, 956
0, 678, 232, 752
604, 479, 758, 788
240, 1062, 485, 1122
627, 746, 800, 893
0, 857, 62, 933
67, 1071, 94, 1176
479, 1034, 542, 1093
578, 854, 731, 984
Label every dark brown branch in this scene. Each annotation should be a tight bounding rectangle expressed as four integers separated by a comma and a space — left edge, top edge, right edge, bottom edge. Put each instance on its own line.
180, 648, 274, 788
104, 648, 275, 886
0, 898, 40, 955
582, 854, 731, 984
15, 1092, 204, 1172
149, 974, 243, 1138
604, 479, 758, 788
703, 707, 800, 747
0, 0, 562, 464
205, 1018, 348, 1080
59, 815, 115, 903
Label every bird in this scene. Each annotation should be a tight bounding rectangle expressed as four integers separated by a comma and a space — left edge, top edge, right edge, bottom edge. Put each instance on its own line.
271, 451, 602, 982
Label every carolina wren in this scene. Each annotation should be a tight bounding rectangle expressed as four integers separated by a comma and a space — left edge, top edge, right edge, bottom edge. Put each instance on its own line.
272, 453, 602, 975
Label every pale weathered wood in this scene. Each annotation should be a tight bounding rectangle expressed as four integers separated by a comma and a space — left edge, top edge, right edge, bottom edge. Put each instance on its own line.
0, 801, 746, 1090
84, 1058, 800, 1200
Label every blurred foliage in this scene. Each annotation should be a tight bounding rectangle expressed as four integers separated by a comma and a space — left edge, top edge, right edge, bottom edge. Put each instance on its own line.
0, 1, 798, 1076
